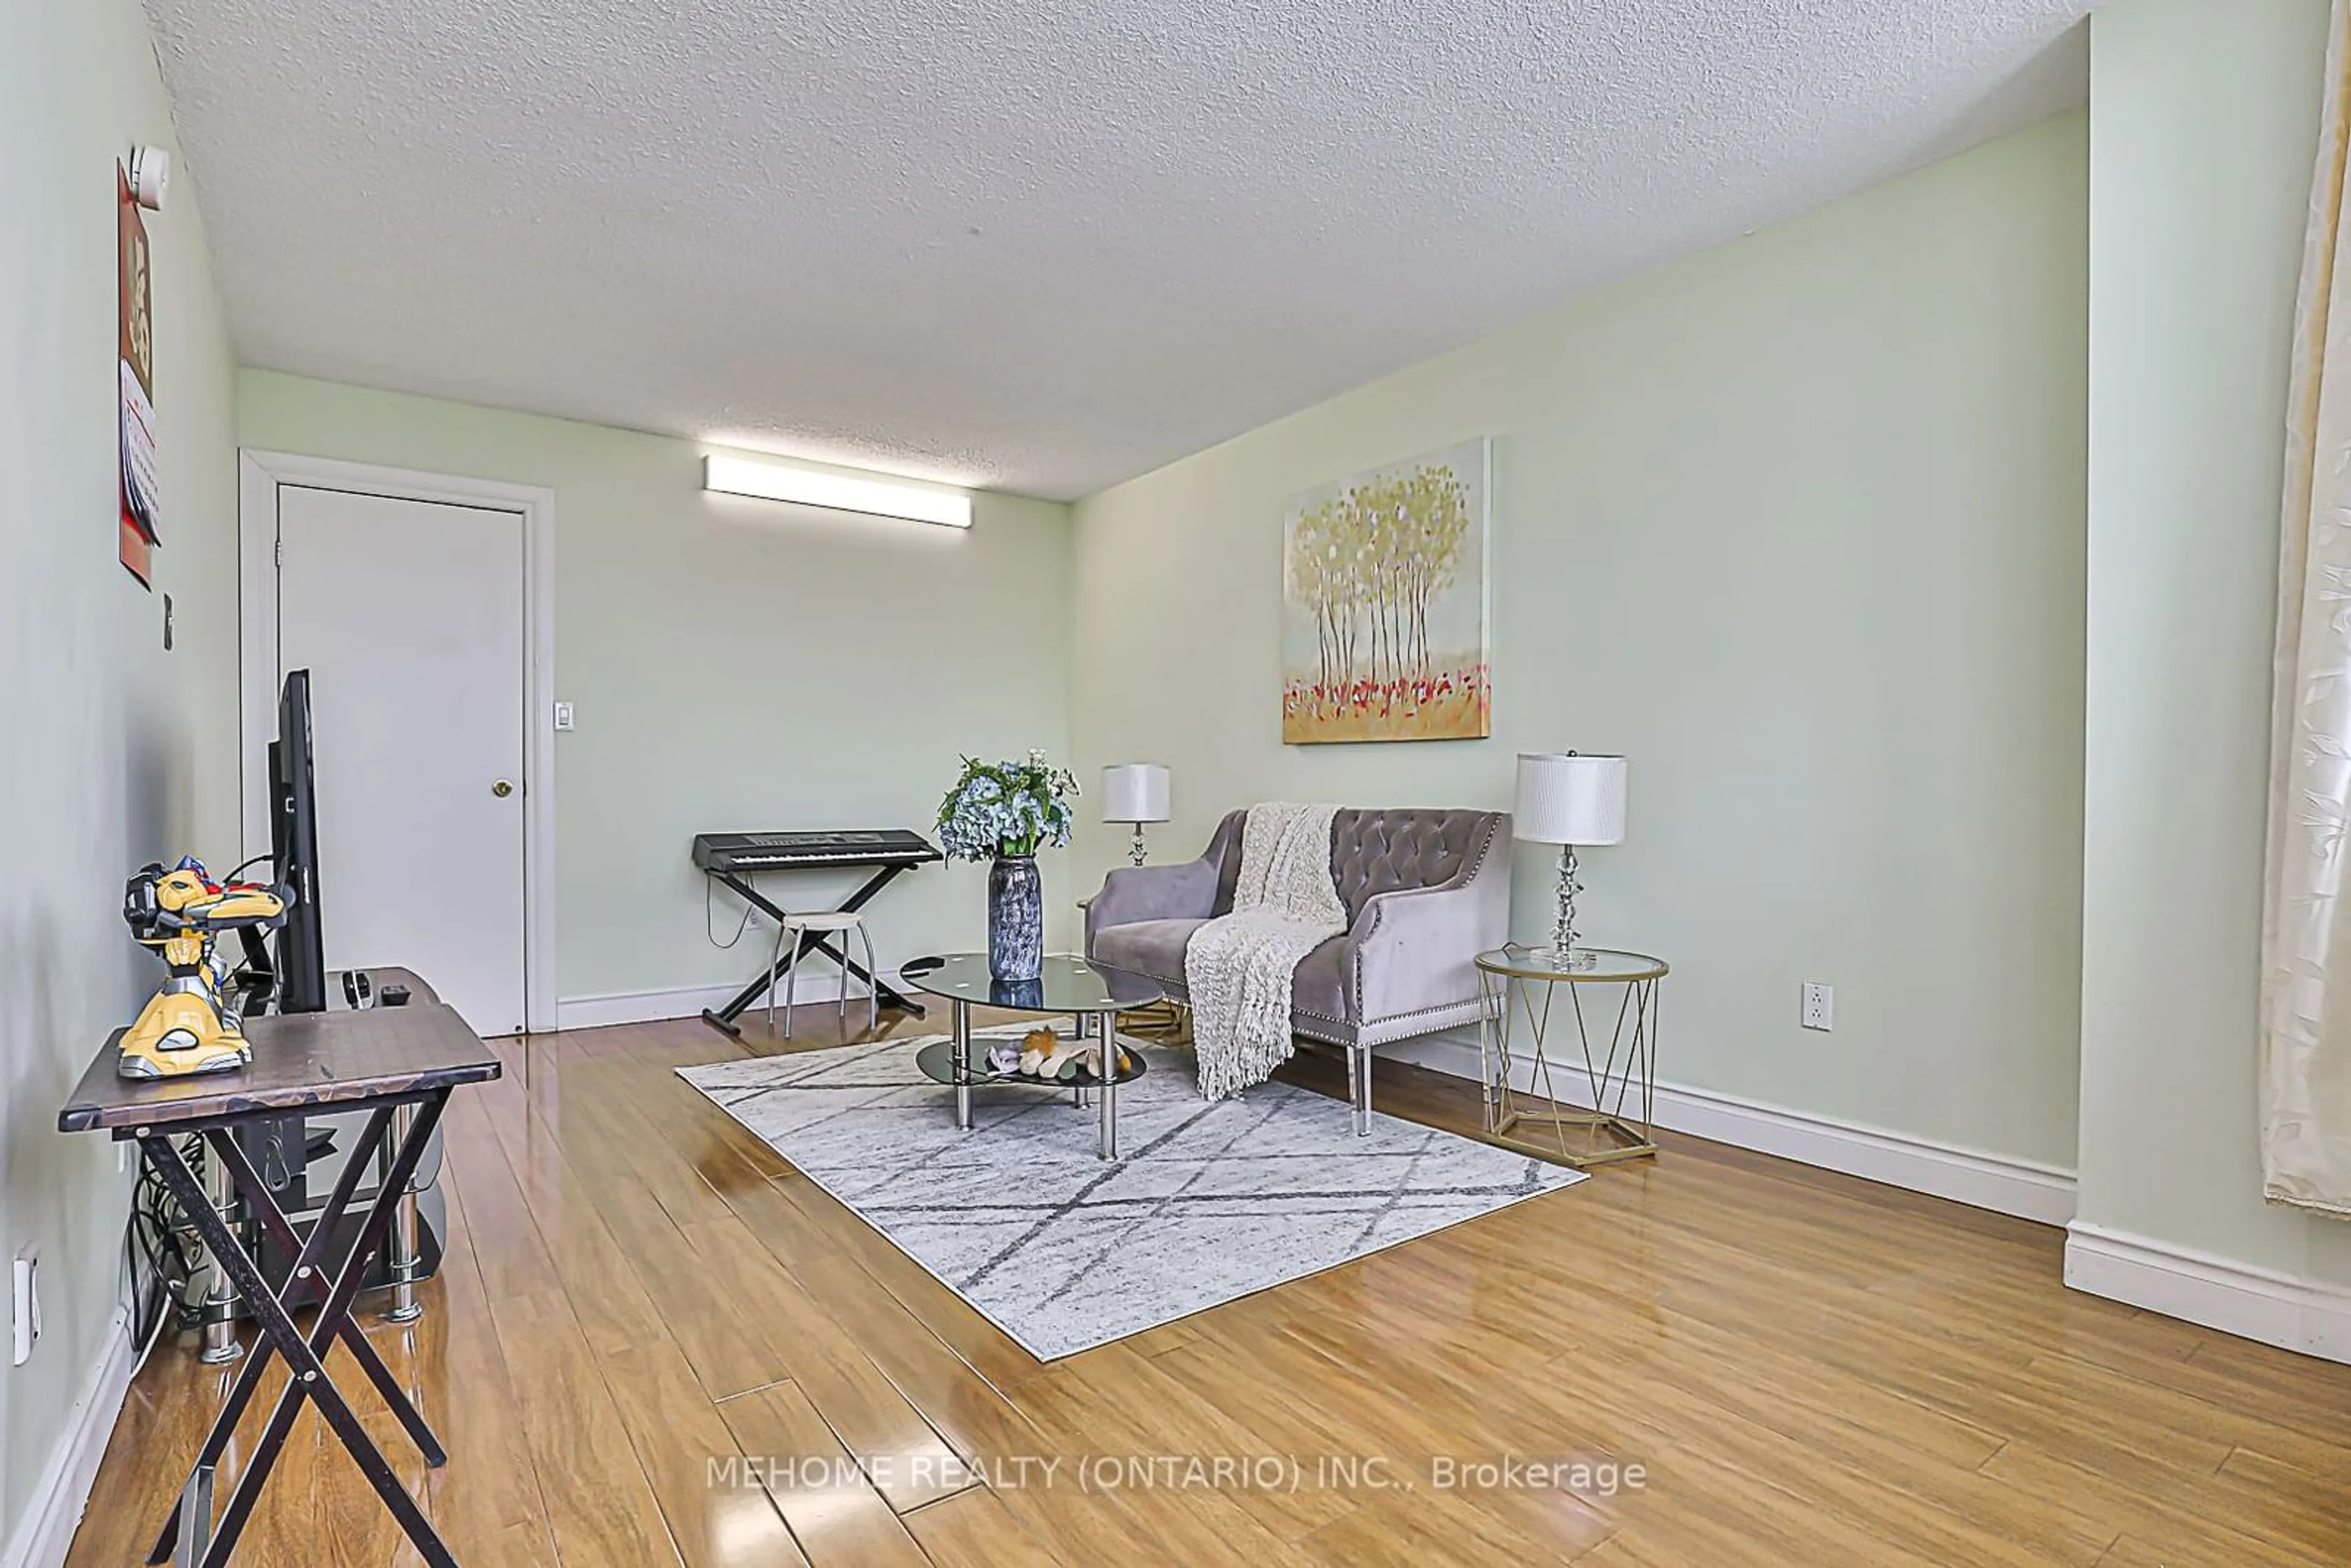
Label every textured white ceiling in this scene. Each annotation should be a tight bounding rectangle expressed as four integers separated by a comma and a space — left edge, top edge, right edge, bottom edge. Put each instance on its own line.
144, 0, 2090, 500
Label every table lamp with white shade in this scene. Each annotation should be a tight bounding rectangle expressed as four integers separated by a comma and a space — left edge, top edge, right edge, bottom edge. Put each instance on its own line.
1514, 752, 1627, 958
1101, 763, 1172, 866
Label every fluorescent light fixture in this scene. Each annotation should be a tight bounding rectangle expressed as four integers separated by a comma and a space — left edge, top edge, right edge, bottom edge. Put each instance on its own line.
702, 454, 972, 528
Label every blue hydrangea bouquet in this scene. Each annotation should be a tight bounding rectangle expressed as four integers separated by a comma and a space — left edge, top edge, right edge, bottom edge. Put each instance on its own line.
936, 750, 1079, 861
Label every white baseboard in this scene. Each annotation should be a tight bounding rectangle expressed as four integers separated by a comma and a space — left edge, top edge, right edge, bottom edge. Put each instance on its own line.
556, 969, 901, 1032
1387, 1031, 2077, 1226
3, 1308, 135, 1568
2063, 1222, 2351, 1364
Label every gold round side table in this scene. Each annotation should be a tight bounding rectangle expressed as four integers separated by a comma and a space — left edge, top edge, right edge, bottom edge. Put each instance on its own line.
1475, 945, 1668, 1167
1076, 895, 1190, 1040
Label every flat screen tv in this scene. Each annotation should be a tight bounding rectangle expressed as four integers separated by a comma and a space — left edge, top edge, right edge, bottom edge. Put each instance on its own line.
269, 669, 327, 1014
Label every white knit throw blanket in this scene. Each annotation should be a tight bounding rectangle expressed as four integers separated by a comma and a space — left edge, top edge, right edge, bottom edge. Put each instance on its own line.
1183, 802, 1347, 1100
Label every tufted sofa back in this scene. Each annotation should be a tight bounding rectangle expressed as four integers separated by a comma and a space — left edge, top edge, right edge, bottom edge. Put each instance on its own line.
1205, 808, 1509, 924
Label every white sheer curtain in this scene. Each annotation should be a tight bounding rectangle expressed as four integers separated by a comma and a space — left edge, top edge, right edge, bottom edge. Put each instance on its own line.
2264, 0, 2351, 1215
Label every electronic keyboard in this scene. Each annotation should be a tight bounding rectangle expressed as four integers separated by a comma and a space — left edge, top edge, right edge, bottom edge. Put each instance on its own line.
692, 829, 943, 875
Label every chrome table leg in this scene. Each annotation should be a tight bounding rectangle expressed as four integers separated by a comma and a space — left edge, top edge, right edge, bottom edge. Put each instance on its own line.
199, 1142, 242, 1364
381, 1103, 422, 1323
1477, 970, 1504, 1133
953, 999, 972, 1130
1097, 1010, 1118, 1160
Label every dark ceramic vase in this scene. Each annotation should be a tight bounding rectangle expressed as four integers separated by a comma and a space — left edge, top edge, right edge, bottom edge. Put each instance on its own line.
991, 976, 1046, 1011
988, 855, 1044, 982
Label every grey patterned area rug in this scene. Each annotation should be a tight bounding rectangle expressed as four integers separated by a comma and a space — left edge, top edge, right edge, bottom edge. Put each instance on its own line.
678, 1029, 1584, 1360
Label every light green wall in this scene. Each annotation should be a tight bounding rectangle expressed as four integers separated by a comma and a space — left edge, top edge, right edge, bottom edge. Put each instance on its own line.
1070, 113, 2091, 1171
237, 373, 1078, 1005
0, 0, 240, 1551
2077, 0, 2349, 1278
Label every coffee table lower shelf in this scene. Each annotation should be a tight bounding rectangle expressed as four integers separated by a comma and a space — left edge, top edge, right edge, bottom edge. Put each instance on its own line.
912, 1038, 1149, 1092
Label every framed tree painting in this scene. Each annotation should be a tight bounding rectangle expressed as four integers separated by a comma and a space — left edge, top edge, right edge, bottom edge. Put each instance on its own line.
1281, 438, 1491, 744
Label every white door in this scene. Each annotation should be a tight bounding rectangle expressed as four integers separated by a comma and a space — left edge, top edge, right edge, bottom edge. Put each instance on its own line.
275, 484, 528, 1036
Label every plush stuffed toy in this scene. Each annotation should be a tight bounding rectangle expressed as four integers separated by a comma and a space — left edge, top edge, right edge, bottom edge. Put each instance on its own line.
1080, 1044, 1136, 1078
1011, 1029, 1058, 1081
1016, 1026, 1132, 1080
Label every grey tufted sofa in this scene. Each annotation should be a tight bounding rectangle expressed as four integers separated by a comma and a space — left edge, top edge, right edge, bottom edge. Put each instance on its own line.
1084, 808, 1512, 1134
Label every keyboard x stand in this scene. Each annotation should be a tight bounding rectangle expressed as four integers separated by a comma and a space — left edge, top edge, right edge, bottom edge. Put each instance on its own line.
700, 861, 928, 1037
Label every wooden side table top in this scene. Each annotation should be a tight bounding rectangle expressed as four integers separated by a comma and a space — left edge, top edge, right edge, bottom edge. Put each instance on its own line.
58, 999, 502, 1135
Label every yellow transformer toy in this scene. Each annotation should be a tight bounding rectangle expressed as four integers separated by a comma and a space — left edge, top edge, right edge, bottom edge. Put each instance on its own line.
119, 857, 291, 1080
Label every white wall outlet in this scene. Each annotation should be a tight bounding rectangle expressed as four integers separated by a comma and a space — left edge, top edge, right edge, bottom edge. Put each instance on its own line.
1801, 982, 1835, 1032
552, 700, 575, 732
13, 1245, 40, 1366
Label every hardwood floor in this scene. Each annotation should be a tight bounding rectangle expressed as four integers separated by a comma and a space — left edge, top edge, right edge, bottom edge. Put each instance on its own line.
66, 1006, 2351, 1567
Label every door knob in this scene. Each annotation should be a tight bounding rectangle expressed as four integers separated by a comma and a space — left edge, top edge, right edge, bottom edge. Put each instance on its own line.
492, 779, 514, 798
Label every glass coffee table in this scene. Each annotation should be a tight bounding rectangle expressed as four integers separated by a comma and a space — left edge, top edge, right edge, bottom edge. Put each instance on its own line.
899, 953, 1163, 1159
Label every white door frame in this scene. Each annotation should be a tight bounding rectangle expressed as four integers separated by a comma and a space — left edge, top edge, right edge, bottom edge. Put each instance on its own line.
238, 448, 558, 1033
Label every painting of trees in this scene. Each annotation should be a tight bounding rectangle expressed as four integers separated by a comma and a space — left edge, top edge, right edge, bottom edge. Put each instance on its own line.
1281, 440, 1491, 743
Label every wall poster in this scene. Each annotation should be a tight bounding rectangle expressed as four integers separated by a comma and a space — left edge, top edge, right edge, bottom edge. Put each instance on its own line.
118, 163, 158, 588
